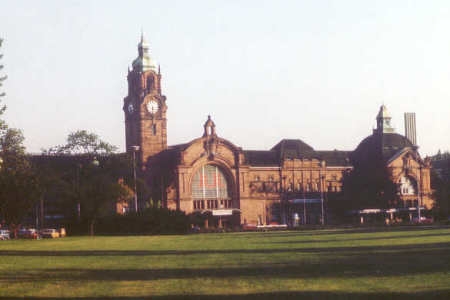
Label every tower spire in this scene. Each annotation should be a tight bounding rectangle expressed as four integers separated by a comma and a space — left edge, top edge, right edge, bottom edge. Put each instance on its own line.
132, 30, 157, 72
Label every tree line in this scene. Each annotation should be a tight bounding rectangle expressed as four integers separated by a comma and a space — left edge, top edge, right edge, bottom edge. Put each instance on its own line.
0, 39, 134, 235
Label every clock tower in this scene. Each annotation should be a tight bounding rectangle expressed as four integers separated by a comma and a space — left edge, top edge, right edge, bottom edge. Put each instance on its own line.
123, 33, 167, 166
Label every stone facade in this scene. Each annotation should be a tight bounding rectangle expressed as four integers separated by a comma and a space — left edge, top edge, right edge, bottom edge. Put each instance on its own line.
351, 105, 433, 211
123, 34, 167, 165
134, 113, 351, 226
387, 149, 433, 209
123, 37, 434, 226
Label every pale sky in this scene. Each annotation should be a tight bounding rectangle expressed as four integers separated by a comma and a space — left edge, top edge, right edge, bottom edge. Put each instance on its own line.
1, 0, 449, 156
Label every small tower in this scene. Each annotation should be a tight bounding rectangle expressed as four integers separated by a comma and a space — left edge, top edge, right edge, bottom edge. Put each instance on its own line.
376, 105, 395, 134
123, 32, 167, 166
203, 115, 217, 137
202, 115, 218, 160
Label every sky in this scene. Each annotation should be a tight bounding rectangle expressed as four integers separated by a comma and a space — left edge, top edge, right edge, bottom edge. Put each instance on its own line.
1, 0, 449, 156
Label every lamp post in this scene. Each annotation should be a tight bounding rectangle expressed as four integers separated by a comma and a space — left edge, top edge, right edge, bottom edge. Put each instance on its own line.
91, 157, 100, 167
417, 165, 422, 222
76, 163, 81, 221
320, 160, 325, 225
291, 158, 295, 192
130, 146, 140, 212
291, 158, 295, 226
75, 157, 99, 223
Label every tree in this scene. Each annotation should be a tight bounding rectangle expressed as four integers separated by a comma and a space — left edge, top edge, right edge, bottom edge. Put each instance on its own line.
0, 131, 40, 227
44, 131, 131, 235
430, 151, 450, 220
341, 163, 399, 212
43, 130, 117, 155
0, 38, 7, 136
0, 127, 40, 229
78, 157, 132, 235
0, 38, 40, 230
0, 38, 6, 104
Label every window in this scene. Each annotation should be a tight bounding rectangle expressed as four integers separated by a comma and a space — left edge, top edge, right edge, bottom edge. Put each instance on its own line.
152, 124, 157, 135
192, 165, 231, 210
147, 77, 153, 92
399, 176, 416, 195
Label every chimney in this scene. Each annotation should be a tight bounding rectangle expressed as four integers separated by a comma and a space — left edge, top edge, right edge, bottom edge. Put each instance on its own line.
404, 112, 417, 146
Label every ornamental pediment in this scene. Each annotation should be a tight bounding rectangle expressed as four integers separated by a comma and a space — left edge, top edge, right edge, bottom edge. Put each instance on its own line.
179, 116, 242, 167
387, 147, 425, 170
180, 136, 240, 168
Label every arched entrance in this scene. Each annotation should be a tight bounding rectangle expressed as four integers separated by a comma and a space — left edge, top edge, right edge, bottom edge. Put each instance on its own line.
396, 175, 421, 222
191, 164, 238, 228
399, 175, 417, 196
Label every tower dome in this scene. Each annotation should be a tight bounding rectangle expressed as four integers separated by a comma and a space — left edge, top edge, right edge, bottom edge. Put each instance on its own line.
132, 32, 157, 72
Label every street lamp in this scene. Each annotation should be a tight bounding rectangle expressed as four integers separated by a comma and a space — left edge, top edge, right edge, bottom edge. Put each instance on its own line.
74, 157, 100, 227
91, 157, 100, 167
320, 160, 326, 225
76, 163, 81, 221
417, 165, 422, 222
130, 146, 140, 212
320, 175, 325, 225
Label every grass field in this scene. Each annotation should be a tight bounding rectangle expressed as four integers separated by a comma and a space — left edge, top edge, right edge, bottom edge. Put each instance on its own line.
0, 226, 449, 299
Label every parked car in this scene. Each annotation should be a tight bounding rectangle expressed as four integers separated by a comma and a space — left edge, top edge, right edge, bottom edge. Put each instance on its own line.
18, 228, 40, 239
0, 229, 10, 240
40, 228, 60, 238
413, 217, 433, 224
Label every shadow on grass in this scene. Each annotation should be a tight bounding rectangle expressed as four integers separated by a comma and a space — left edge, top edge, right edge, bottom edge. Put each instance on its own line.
0, 290, 449, 300
249, 225, 450, 238
1, 242, 448, 282
0, 241, 449, 257
264, 232, 450, 245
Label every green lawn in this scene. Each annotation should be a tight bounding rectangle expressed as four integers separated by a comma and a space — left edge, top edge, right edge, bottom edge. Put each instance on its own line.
0, 226, 449, 299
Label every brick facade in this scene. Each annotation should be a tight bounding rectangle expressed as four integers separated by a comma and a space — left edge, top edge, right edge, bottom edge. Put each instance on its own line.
123, 37, 434, 226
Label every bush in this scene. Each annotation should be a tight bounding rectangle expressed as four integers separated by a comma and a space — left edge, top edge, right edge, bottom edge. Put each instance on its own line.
69, 208, 190, 235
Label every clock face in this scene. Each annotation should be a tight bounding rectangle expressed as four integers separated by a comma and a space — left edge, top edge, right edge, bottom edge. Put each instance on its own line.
146, 100, 159, 114
128, 104, 134, 114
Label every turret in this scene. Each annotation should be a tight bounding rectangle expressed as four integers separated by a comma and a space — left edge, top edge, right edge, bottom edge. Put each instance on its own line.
376, 105, 395, 134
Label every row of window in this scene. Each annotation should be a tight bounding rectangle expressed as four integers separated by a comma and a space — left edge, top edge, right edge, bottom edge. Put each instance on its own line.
250, 181, 342, 193
253, 175, 339, 182
404, 200, 419, 207
254, 175, 275, 182
193, 199, 233, 210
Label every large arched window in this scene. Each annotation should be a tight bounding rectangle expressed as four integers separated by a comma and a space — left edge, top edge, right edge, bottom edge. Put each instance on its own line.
192, 165, 232, 210
399, 176, 417, 195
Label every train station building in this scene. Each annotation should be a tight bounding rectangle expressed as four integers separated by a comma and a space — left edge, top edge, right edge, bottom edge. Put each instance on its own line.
123, 35, 434, 227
